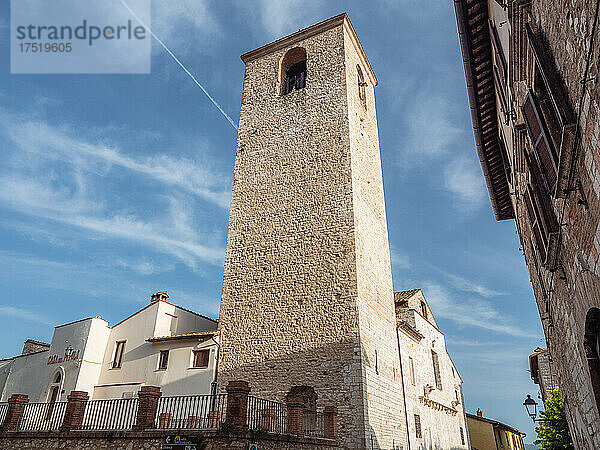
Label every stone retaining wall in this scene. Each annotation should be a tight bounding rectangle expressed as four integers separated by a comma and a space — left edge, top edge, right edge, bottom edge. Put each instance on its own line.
0, 430, 339, 450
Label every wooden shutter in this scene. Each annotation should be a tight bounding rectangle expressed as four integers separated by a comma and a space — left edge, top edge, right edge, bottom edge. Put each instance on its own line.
522, 91, 558, 194
489, 21, 508, 92
498, 133, 511, 184
525, 23, 572, 129
524, 184, 548, 263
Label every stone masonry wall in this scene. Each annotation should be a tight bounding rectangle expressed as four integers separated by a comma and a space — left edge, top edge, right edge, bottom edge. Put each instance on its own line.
397, 307, 468, 450
508, 1, 600, 448
217, 18, 407, 449
343, 28, 408, 450
218, 23, 365, 449
0, 431, 339, 450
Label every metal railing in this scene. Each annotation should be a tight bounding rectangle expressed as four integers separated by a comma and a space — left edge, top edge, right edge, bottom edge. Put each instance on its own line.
19, 401, 67, 431
154, 394, 226, 430
247, 396, 288, 434
80, 398, 138, 430
0, 402, 8, 425
303, 410, 325, 438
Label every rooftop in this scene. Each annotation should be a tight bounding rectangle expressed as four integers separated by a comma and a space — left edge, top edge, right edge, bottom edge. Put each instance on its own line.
466, 412, 526, 436
146, 331, 218, 343
240, 13, 377, 86
453, 0, 514, 220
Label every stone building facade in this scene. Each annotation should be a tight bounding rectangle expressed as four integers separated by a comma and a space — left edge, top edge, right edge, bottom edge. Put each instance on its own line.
218, 14, 407, 450
395, 290, 470, 450
454, 0, 600, 447
528, 347, 558, 401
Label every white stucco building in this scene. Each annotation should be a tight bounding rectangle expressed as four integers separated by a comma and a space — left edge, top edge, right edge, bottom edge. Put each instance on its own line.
0, 292, 218, 403
395, 289, 470, 450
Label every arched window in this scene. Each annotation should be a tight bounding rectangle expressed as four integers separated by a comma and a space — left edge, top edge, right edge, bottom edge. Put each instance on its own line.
585, 308, 600, 412
280, 47, 306, 95
357, 64, 367, 110
54, 372, 61, 383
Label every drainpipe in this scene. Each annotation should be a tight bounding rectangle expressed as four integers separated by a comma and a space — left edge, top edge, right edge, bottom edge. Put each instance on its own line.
209, 335, 220, 410
459, 383, 472, 449
396, 328, 412, 450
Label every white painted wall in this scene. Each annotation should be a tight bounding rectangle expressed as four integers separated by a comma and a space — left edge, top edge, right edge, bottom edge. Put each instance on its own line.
94, 301, 218, 399
398, 306, 469, 450
1, 299, 218, 402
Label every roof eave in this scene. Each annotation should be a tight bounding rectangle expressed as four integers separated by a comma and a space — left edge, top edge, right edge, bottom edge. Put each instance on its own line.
241, 13, 377, 86
454, 0, 515, 221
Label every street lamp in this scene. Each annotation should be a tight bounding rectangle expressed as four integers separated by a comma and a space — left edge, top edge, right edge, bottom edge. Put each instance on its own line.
523, 394, 538, 422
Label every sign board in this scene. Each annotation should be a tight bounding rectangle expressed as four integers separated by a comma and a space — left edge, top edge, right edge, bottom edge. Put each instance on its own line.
249, 444, 258, 450
162, 435, 200, 450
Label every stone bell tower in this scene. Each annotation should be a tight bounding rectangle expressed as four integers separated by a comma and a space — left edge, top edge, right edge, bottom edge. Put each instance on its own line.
218, 13, 407, 449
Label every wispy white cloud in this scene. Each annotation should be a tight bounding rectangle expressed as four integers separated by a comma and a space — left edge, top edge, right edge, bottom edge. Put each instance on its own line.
429, 266, 501, 298
423, 283, 535, 338
0, 175, 224, 269
250, 0, 326, 38
444, 156, 487, 209
390, 245, 411, 270
1, 113, 231, 208
0, 250, 212, 316
402, 92, 462, 162
0, 305, 52, 325
115, 258, 175, 276
151, 0, 221, 51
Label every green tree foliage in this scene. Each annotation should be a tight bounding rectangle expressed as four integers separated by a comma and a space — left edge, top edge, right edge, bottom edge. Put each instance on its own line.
534, 388, 574, 450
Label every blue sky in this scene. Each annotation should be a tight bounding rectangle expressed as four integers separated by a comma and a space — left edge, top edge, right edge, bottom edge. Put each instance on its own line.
0, 0, 544, 442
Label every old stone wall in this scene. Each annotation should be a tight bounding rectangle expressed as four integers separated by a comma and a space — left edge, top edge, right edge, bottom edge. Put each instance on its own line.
217, 16, 407, 449
343, 24, 408, 450
508, 1, 600, 448
397, 307, 468, 450
218, 22, 364, 448
0, 430, 339, 450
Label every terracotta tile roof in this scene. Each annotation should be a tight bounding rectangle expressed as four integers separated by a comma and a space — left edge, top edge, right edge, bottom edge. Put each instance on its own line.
24, 339, 50, 347
394, 289, 420, 303
146, 331, 218, 343
453, 0, 514, 220
466, 413, 526, 436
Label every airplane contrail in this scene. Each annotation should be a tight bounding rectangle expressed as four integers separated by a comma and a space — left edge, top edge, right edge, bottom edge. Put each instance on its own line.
118, 0, 238, 131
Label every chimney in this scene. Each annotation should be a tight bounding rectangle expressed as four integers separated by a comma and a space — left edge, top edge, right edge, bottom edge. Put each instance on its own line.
151, 291, 169, 304
22, 339, 50, 355
476, 408, 483, 417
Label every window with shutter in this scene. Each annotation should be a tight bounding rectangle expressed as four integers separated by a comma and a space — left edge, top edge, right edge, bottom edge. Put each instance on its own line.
432, 350, 442, 390
498, 133, 512, 185
414, 414, 422, 439
522, 91, 558, 194
525, 24, 576, 197
523, 177, 559, 267
488, 21, 509, 115
524, 185, 548, 263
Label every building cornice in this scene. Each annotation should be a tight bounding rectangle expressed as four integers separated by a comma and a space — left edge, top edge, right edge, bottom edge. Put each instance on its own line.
240, 13, 378, 86
397, 320, 424, 342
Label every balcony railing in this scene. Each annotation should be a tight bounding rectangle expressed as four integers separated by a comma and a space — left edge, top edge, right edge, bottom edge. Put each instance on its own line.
154, 394, 226, 430
0, 402, 8, 425
303, 410, 325, 437
0, 382, 336, 440
247, 396, 288, 434
19, 401, 67, 431
80, 398, 138, 430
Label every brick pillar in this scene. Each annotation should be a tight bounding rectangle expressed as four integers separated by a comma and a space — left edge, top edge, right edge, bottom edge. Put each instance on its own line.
0, 394, 29, 432
286, 395, 304, 436
225, 380, 250, 431
324, 406, 338, 440
134, 386, 162, 430
60, 391, 89, 431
